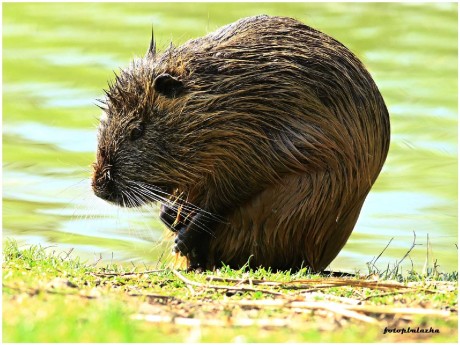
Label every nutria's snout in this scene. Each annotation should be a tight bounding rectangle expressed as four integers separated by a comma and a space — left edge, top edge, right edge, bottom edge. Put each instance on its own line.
92, 158, 176, 207
91, 163, 120, 204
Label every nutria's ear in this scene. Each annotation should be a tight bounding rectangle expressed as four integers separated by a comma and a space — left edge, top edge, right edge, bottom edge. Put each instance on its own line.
154, 73, 184, 98
147, 28, 156, 58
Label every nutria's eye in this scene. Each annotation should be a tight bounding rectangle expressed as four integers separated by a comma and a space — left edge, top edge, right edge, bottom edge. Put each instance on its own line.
130, 124, 144, 141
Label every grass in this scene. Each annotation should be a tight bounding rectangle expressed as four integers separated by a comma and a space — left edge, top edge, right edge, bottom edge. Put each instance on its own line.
2, 239, 458, 343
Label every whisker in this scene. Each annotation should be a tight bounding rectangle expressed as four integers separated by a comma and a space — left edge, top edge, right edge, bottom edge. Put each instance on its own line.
130, 179, 226, 223
126, 182, 217, 236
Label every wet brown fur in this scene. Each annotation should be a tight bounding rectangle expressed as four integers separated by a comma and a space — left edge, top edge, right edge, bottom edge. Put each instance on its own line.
93, 15, 390, 271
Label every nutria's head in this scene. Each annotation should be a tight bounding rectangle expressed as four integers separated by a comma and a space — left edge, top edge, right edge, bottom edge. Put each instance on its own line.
92, 37, 192, 207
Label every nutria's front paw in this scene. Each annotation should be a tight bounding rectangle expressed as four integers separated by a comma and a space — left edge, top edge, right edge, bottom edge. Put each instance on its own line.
173, 212, 214, 270
173, 225, 194, 255
174, 226, 206, 270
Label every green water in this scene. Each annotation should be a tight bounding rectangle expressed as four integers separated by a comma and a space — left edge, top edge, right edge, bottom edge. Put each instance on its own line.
3, 2, 458, 272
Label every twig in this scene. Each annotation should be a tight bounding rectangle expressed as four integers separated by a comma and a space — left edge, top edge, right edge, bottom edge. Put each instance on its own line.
60, 248, 74, 260
131, 314, 303, 328
206, 276, 270, 285
185, 282, 196, 295
225, 299, 451, 318
348, 305, 451, 317
92, 269, 166, 277
284, 278, 411, 290
392, 231, 419, 274
367, 237, 394, 271
92, 253, 103, 267
206, 276, 321, 290
306, 292, 361, 305
2, 283, 97, 299
207, 276, 377, 289
326, 305, 378, 324
361, 290, 406, 301
3, 283, 41, 295
128, 292, 176, 300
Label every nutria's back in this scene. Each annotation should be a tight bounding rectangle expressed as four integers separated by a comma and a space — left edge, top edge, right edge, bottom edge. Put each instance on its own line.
93, 15, 390, 271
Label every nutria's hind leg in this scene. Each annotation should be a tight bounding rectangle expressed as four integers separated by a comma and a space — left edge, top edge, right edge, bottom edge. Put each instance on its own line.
209, 173, 366, 271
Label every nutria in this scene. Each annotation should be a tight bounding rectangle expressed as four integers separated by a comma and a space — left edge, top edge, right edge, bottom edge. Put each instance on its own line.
92, 15, 390, 272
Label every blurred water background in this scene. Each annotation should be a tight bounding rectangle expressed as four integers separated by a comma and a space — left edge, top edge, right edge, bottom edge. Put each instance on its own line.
2, 2, 457, 273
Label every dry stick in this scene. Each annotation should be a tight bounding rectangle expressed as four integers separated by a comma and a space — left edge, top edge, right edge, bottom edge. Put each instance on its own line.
2, 283, 99, 299
286, 278, 403, 287
171, 270, 287, 297
205, 276, 352, 289
206, 276, 322, 291
361, 290, 408, 301
92, 269, 166, 277
227, 299, 451, 318
308, 293, 362, 305
208, 276, 400, 288
3, 284, 45, 296
361, 286, 440, 300
92, 253, 103, 267
324, 305, 378, 324
206, 276, 265, 284
209, 276, 411, 290
424, 232, 435, 276
131, 314, 302, 328
184, 282, 196, 295
348, 305, 451, 317
367, 237, 394, 273
60, 248, 74, 260
128, 292, 175, 300
205, 276, 364, 288
286, 279, 425, 292
391, 230, 419, 276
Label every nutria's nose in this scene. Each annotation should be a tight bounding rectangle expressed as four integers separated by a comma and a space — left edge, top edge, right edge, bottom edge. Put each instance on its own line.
92, 164, 116, 201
